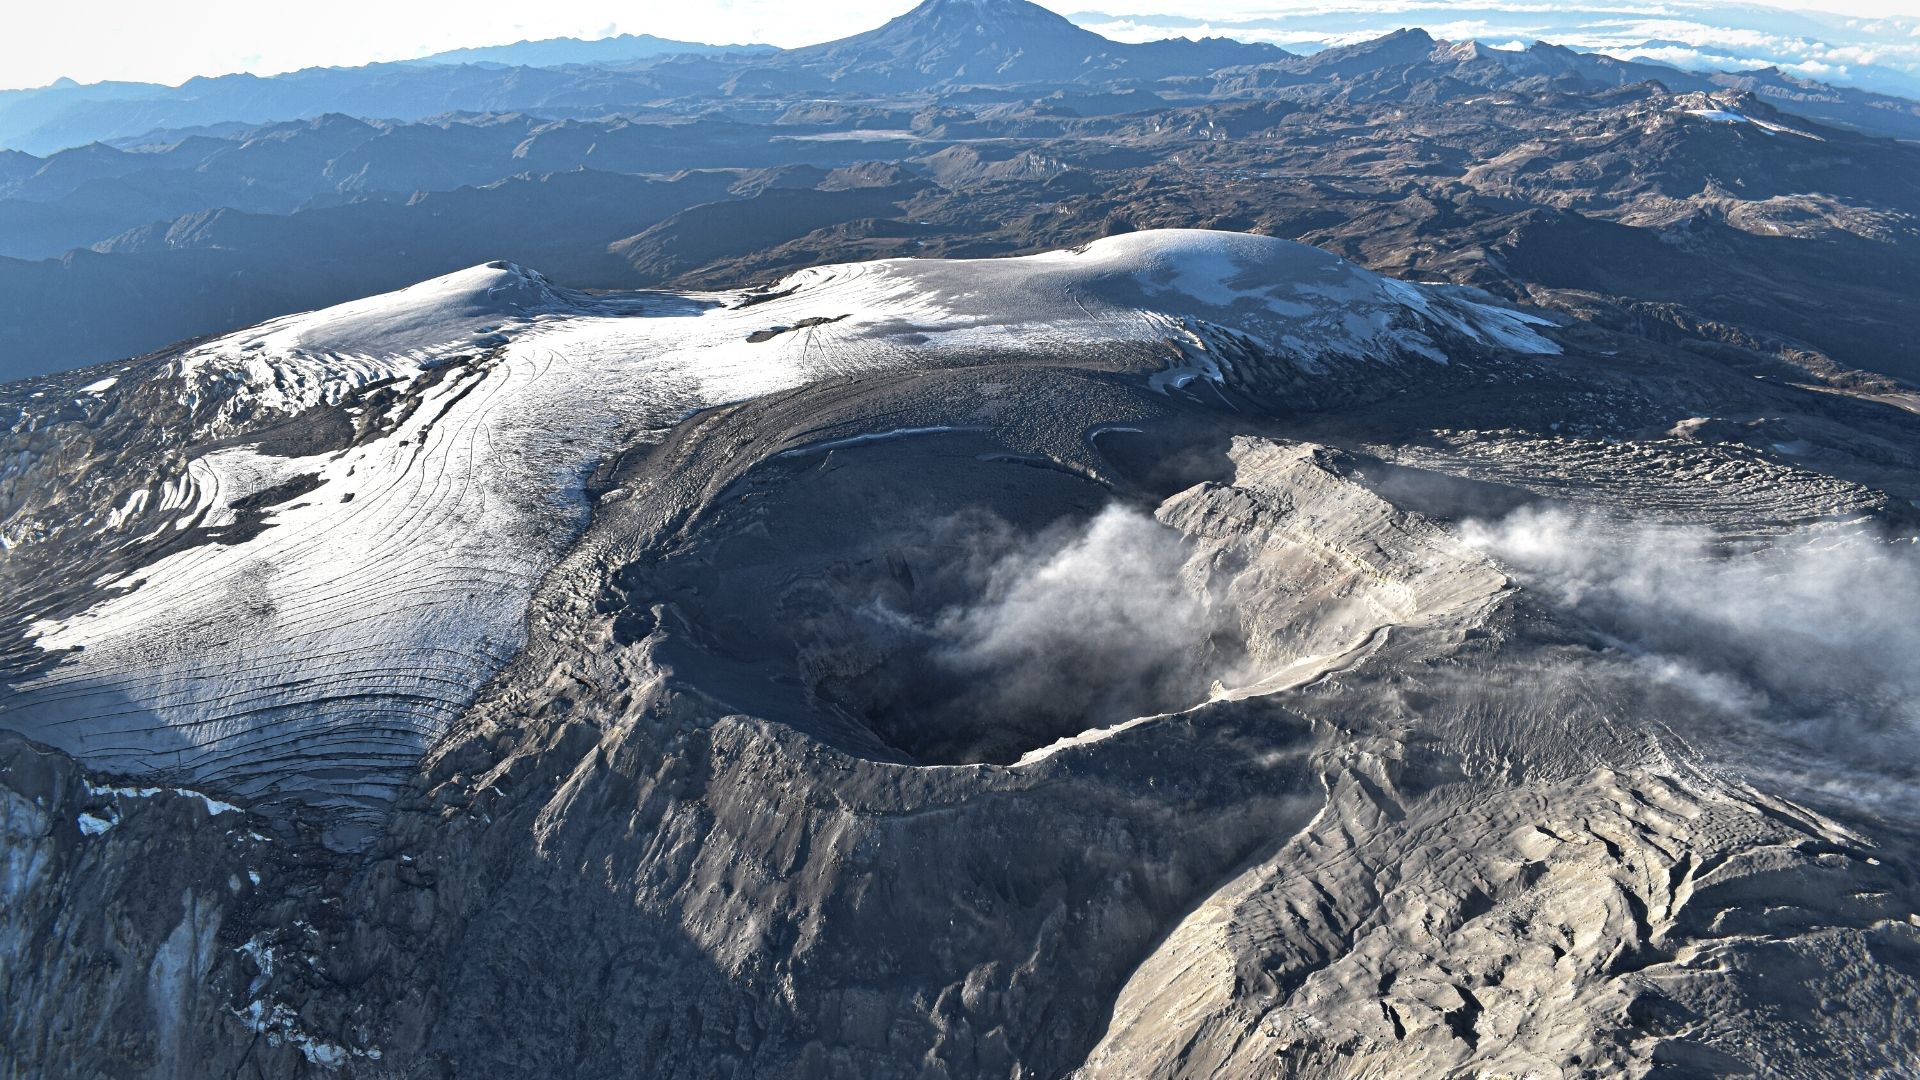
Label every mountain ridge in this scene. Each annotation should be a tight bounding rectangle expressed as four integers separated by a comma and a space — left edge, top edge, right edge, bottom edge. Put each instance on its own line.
409, 33, 776, 69
5, 0, 1915, 155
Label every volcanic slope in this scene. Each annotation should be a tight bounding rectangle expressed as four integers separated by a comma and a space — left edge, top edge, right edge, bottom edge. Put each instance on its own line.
0, 230, 1553, 842
4, 229, 1919, 1078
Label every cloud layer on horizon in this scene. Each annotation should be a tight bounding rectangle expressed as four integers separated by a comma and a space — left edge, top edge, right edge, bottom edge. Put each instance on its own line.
1072, 2, 1920, 97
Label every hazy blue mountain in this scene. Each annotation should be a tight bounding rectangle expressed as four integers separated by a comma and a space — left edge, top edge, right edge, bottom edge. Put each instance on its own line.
0, 111, 931, 260
0, 64, 641, 154
5, 0, 1915, 156
410, 33, 776, 68
0, 168, 740, 381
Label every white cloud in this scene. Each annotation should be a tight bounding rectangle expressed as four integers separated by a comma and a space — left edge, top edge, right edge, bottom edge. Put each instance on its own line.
1462, 507, 1920, 769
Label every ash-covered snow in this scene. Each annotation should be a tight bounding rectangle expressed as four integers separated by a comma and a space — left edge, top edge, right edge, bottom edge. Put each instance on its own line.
164, 261, 584, 439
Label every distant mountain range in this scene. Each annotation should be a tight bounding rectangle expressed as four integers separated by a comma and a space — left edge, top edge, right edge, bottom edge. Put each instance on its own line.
1070, 2, 1920, 102
1, 0, 1918, 386
409, 33, 776, 69
1204, 27, 1920, 141
4, 0, 1916, 155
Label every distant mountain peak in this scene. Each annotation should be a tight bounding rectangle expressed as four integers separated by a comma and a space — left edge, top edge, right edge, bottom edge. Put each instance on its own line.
786, 0, 1276, 89
829, 0, 1102, 48
909, 0, 1057, 10
901, 0, 1076, 16
1353, 26, 1434, 50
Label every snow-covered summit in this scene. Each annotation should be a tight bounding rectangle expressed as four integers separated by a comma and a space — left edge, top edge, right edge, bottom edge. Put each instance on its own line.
7, 231, 1562, 836
766, 228, 1559, 366
188, 260, 577, 367
160, 260, 586, 432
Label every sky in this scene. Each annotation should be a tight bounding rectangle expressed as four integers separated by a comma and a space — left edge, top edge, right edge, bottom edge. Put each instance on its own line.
2, 0, 1917, 92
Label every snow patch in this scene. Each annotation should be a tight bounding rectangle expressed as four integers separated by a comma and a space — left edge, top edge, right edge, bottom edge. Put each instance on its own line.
86, 781, 241, 817
236, 999, 380, 1068
76, 811, 118, 835
777, 426, 982, 458
1679, 106, 1824, 140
